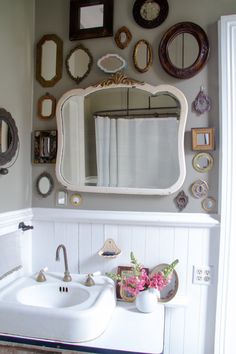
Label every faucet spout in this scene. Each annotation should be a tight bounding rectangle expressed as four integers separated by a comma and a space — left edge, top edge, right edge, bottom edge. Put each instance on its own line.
55, 244, 72, 282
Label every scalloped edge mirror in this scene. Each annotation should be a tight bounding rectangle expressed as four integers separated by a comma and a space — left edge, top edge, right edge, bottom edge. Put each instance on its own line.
55, 73, 188, 195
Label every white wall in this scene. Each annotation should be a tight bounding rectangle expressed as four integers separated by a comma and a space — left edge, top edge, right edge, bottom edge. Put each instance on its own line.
0, 0, 34, 213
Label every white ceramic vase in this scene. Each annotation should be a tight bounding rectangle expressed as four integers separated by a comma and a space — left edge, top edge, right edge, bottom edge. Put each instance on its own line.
135, 288, 159, 313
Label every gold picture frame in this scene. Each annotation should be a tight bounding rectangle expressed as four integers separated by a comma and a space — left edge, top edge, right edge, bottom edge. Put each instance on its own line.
191, 127, 215, 151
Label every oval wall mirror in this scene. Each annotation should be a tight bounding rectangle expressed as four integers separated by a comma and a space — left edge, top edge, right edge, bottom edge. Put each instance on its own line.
133, 39, 153, 73
133, 0, 169, 29
159, 22, 209, 79
0, 108, 19, 166
66, 44, 93, 84
36, 172, 54, 197
37, 93, 56, 120
114, 26, 132, 49
97, 54, 126, 73
150, 264, 179, 303
56, 74, 188, 195
36, 34, 63, 87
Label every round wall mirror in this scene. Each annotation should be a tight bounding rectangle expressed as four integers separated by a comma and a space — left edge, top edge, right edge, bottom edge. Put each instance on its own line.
202, 197, 216, 212
66, 44, 93, 84
159, 22, 209, 79
150, 264, 179, 302
133, 39, 153, 73
133, 0, 169, 28
192, 152, 213, 172
0, 108, 19, 166
36, 172, 54, 197
97, 54, 126, 73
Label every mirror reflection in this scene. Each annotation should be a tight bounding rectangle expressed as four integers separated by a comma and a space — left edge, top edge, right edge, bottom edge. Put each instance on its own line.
66, 44, 93, 84
36, 172, 54, 197
192, 152, 213, 172
97, 54, 126, 73
80, 5, 104, 29
133, 39, 153, 73
168, 33, 199, 69
56, 77, 188, 195
0, 120, 10, 153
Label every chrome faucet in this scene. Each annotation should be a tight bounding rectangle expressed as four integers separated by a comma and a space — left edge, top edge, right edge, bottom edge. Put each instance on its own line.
55, 244, 72, 282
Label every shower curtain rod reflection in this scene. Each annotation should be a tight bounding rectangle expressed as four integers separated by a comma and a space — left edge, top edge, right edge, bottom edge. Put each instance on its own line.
93, 107, 180, 119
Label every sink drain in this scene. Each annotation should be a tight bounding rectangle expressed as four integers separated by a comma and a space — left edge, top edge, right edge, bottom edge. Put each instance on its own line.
59, 286, 68, 293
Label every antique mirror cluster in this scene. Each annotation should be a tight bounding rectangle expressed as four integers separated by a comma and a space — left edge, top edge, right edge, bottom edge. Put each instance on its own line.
33, 0, 215, 210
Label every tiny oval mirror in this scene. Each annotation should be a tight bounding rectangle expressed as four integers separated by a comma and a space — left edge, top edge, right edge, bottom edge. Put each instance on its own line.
192, 152, 214, 172
36, 34, 63, 87
37, 93, 56, 120
0, 108, 19, 166
133, 39, 153, 73
97, 54, 126, 73
114, 26, 132, 49
36, 172, 54, 197
66, 44, 93, 84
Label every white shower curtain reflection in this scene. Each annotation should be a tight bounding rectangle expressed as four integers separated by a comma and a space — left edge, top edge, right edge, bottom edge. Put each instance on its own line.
95, 116, 179, 188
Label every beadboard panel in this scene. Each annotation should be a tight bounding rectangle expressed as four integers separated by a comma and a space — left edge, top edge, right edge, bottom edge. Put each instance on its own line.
31, 209, 220, 354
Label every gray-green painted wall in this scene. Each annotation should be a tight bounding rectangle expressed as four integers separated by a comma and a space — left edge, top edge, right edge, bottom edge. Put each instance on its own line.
0, 0, 34, 213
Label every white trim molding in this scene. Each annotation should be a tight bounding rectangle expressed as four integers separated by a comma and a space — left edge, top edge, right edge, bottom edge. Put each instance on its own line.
0, 208, 33, 236
33, 207, 219, 228
216, 15, 236, 354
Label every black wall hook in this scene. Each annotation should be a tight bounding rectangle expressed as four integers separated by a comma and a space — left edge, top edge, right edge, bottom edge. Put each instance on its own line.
18, 222, 34, 232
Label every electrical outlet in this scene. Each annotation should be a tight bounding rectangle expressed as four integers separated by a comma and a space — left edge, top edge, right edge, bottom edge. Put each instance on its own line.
193, 265, 213, 285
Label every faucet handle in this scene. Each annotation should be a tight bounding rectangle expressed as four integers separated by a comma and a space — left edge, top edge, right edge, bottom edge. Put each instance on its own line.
36, 267, 48, 282
84, 273, 95, 287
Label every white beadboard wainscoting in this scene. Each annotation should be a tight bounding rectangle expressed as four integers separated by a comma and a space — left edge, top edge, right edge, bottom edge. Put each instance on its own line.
31, 208, 220, 354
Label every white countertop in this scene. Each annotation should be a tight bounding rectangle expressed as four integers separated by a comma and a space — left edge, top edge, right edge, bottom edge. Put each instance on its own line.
82, 301, 165, 354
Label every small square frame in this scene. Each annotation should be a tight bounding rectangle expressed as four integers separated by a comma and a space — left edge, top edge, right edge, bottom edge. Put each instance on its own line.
191, 127, 215, 151
116, 266, 149, 302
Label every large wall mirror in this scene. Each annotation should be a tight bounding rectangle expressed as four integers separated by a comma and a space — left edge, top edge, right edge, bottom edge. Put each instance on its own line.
56, 74, 188, 195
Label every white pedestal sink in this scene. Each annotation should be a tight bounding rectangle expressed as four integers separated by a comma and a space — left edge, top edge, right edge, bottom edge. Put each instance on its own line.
0, 272, 116, 343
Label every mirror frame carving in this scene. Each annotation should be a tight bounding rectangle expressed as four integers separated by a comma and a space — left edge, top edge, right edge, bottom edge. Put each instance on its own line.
66, 44, 93, 84
158, 22, 209, 79
69, 0, 114, 40
133, 39, 153, 73
36, 34, 63, 87
0, 108, 19, 166
56, 74, 188, 195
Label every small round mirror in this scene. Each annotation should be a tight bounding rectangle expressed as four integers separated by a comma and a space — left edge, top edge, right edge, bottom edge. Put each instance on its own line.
70, 193, 82, 207
133, 0, 169, 29
192, 152, 214, 172
150, 263, 179, 302
133, 39, 153, 73
66, 44, 93, 84
36, 172, 54, 197
202, 197, 216, 212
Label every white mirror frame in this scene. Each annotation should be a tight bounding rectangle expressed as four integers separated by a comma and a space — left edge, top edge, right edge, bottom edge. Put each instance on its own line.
56, 78, 188, 195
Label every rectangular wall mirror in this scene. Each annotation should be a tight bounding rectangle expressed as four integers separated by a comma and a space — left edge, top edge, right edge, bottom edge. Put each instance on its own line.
191, 127, 215, 151
69, 0, 113, 40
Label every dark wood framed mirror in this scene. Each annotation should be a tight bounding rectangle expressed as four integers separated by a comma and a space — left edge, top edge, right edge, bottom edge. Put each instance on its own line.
158, 22, 210, 79
133, 39, 153, 73
36, 34, 63, 87
133, 0, 169, 29
114, 26, 132, 49
36, 172, 54, 198
69, 0, 113, 40
37, 93, 56, 120
0, 108, 19, 166
33, 130, 57, 164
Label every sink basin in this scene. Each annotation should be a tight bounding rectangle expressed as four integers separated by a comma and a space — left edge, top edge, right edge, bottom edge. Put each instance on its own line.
0, 272, 116, 343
